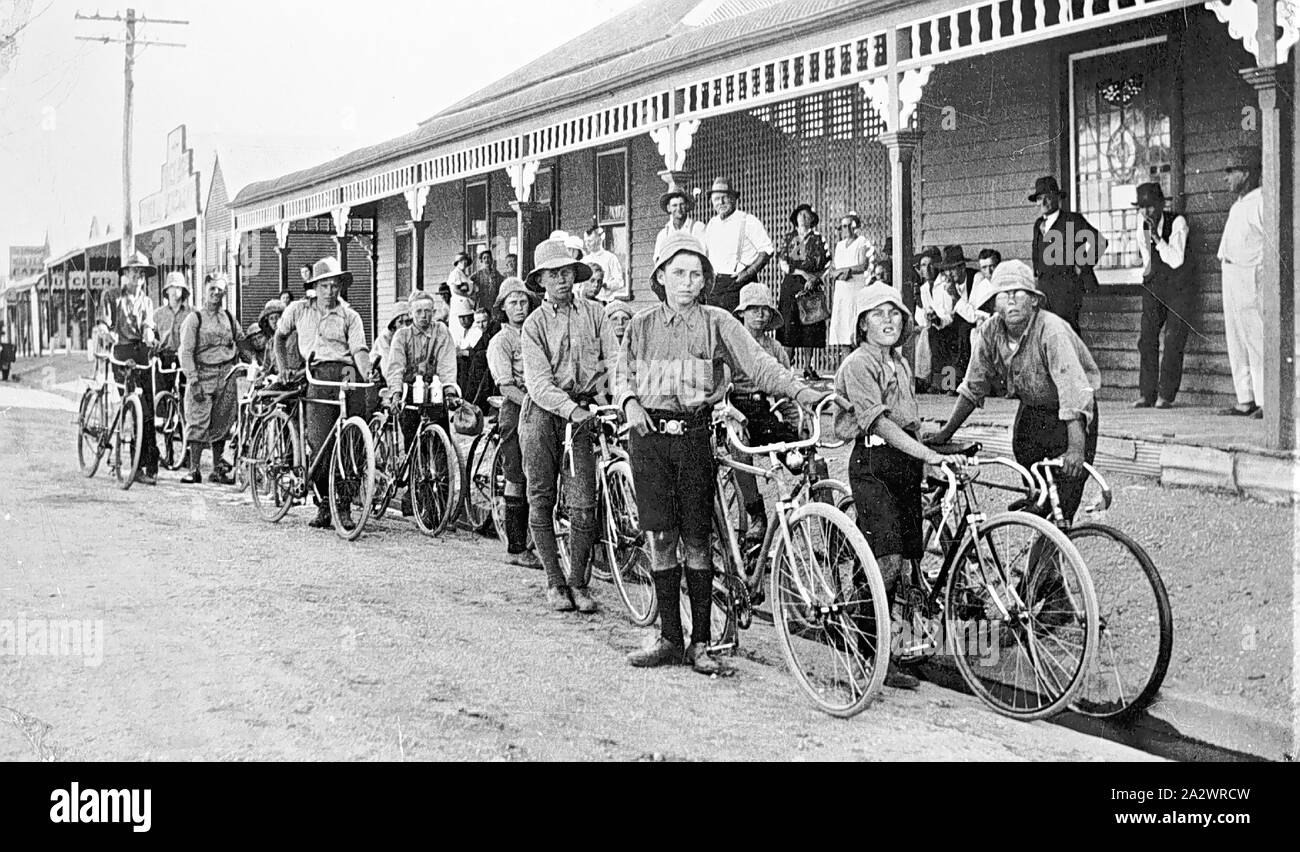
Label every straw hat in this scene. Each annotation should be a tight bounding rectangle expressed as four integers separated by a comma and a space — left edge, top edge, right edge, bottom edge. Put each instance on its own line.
305, 256, 352, 287
121, 250, 155, 275
525, 239, 592, 291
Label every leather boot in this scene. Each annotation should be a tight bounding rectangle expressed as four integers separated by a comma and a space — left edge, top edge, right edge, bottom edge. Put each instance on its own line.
180, 446, 203, 484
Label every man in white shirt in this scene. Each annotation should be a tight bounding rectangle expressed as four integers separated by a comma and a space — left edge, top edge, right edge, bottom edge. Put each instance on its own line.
654, 188, 706, 259
1216, 147, 1265, 418
582, 225, 627, 301
702, 176, 773, 312
1132, 182, 1192, 409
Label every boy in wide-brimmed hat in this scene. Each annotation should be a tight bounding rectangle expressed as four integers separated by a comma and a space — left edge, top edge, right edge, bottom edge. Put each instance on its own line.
603, 299, 633, 343
929, 259, 1102, 523
153, 270, 193, 392
1028, 174, 1106, 334
276, 256, 371, 529
616, 233, 828, 674
383, 287, 459, 465
100, 250, 161, 484
488, 277, 541, 569
519, 239, 617, 614
702, 176, 774, 312
1131, 181, 1192, 410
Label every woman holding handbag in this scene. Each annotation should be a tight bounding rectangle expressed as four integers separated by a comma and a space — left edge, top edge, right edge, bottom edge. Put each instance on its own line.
824, 211, 873, 365
774, 203, 829, 377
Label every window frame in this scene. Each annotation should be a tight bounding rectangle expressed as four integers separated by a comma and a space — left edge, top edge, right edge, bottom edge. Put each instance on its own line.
594, 146, 631, 288
1068, 34, 1173, 286
393, 224, 413, 300
464, 177, 490, 258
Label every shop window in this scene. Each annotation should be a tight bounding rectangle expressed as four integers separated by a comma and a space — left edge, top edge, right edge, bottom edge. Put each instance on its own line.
596, 148, 629, 287
1070, 36, 1174, 284
394, 226, 412, 299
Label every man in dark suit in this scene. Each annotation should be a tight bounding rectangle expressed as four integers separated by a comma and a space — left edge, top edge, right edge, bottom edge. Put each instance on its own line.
1028, 176, 1106, 334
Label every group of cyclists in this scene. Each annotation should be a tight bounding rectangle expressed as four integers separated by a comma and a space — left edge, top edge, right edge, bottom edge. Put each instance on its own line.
88, 227, 1166, 718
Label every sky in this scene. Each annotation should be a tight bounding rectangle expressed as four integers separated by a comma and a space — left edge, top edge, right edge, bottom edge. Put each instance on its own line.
0, 0, 644, 269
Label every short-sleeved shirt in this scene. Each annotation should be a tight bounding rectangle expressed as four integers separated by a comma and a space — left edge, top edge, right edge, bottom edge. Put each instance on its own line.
520, 297, 620, 420
957, 309, 1101, 424
277, 299, 367, 364
733, 332, 791, 394
615, 303, 802, 413
383, 322, 457, 392
834, 344, 920, 439
704, 211, 774, 276
487, 324, 525, 390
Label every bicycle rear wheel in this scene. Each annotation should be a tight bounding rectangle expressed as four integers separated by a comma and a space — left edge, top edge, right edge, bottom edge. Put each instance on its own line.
77, 387, 107, 478
248, 409, 298, 523
369, 414, 399, 519
410, 423, 459, 536
155, 390, 187, 471
462, 429, 499, 534
943, 512, 1098, 721
330, 416, 375, 541
603, 459, 656, 626
769, 502, 889, 717
112, 395, 144, 490
1065, 524, 1172, 721
488, 438, 508, 543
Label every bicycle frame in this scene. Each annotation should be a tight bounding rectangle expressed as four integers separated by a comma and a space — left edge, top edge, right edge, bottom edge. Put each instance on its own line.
279, 361, 374, 498
374, 385, 450, 502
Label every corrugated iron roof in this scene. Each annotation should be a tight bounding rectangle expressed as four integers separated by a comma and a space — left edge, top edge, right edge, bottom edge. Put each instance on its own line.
234, 0, 876, 208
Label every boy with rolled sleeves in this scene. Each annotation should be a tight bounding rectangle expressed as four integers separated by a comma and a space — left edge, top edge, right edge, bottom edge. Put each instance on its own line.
617, 233, 829, 674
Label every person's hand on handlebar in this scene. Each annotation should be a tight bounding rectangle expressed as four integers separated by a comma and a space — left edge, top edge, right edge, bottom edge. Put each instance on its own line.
1060, 446, 1085, 479
569, 405, 595, 427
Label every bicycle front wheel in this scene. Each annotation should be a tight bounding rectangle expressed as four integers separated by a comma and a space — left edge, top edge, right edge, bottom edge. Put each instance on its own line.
155, 390, 187, 471
248, 409, 298, 523
603, 460, 656, 626
410, 423, 459, 537
369, 414, 398, 519
77, 388, 107, 478
462, 429, 499, 534
943, 511, 1098, 721
1066, 523, 1172, 721
112, 395, 144, 490
488, 436, 508, 543
769, 502, 889, 718
329, 416, 376, 541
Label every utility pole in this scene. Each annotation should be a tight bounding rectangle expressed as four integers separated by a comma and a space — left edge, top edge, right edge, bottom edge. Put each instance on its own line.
74, 9, 187, 263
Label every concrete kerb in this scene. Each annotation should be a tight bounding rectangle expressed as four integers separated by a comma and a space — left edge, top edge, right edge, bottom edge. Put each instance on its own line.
1144, 689, 1294, 761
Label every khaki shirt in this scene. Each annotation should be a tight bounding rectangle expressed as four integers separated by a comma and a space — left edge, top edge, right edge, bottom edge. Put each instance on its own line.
958, 309, 1101, 424
616, 303, 802, 413
520, 297, 619, 420
732, 332, 792, 394
486, 324, 525, 391
833, 344, 919, 439
277, 299, 367, 365
154, 304, 192, 352
179, 308, 246, 380
384, 322, 457, 392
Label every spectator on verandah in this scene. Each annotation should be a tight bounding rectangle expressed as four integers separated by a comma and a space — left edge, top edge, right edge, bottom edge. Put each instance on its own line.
581, 262, 606, 302
446, 252, 475, 303
924, 244, 974, 389
654, 187, 706, 259
823, 211, 872, 363
583, 223, 627, 301
909, 245, 943, 392
1216, 146, 1265, 419
1028, 175, 1106, 334
956, 248, 1001, 354
703, 176, 773, 313
774, 202, 829, 376
504, 253, 519, 278
1132, 182, 1193, 410
471, 249, 504, 314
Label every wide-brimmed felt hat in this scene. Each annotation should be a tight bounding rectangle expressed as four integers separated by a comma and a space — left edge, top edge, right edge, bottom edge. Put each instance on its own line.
121, 250, 155, 275
494, 276, 539, 309
258, 299, 284, 323
990, 259, 1048, 305
939, 244, 968, 269
1222, 145, 1261, 172
912, 245, 942, 267
1028, 176, 1065, 202
603, 299, 633, 321
203, 273, 229, 292
660, 188, 694, 213
734, 282, 783, 331
450, 295, 476, 319
163, 271, 190, 296
788, 203, 819, 228
1132, 182, 1166, 207
648, 232, 714, 302
525, 239, 592, 291
306, 256, 353, 287
709, 176, 740, 199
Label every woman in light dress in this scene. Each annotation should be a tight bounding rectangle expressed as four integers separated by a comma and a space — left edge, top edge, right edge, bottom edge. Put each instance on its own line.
823, 211, 874, 363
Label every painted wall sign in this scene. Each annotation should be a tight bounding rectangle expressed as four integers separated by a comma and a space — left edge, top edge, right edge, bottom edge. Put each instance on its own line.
9, 245, 47, 282
138, 125, 201, 231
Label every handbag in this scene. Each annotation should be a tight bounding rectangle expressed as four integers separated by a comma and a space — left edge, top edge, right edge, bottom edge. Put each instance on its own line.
795, 281, 830, 325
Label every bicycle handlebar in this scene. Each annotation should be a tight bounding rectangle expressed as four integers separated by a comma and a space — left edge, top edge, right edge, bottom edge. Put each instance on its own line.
723, 394, 839, 456
1031, 459, 1111, 512
304, 359, 374, 391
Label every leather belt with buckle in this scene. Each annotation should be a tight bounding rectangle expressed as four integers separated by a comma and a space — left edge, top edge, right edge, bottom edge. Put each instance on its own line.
645, 408, 710, 436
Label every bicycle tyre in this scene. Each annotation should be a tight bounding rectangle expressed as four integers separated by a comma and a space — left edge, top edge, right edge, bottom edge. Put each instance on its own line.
369, 413, 399, 519
769, 501, 889, 718
329, 415, 376, 541
488, 435, 508, 543
77, 387, 107, 478
604, 459, 656, 626
943, 511, 1098, 721
410, 423, 459, 537
463, 428, 499, 534
248, 409, 298, 523
1065, 523, 1172, 721
113, 394, 144, 491
155, 390, 187, 471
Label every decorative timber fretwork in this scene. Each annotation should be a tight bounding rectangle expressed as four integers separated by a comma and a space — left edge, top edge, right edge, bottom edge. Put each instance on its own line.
1205, 0, 1297, 62
234, 0, 1204, 237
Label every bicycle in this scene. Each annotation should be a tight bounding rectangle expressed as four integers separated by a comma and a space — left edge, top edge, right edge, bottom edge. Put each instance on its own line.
368, 382, 462, 537
905, 449, 1100, 720
229, 367, 281, 493
246, 359, 377, 541
459, 396, 500, 535
551, 404, 654, 624
1026, 460, 1173, 722
75, 354, 147, 490
703, 395, 891, 718
152, 357, 188, 471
